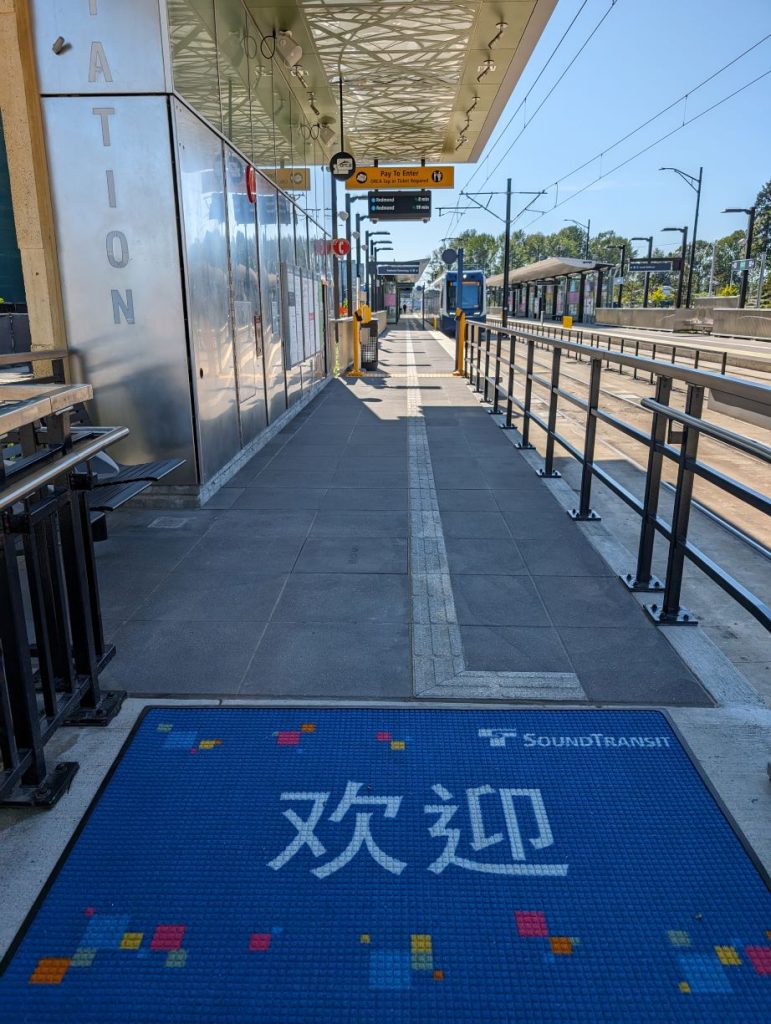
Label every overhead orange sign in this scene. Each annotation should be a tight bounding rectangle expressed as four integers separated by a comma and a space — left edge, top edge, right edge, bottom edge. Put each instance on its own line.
346, 166, 454, 190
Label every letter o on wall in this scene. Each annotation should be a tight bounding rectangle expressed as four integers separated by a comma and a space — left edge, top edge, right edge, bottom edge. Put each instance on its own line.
106, 230, 129, 268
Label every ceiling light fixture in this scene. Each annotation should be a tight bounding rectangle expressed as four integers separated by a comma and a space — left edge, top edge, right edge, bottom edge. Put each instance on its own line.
476, 59, 496, 82
307, 92, 320, 117
488, 21, 507, 49
275, 30, 302, 68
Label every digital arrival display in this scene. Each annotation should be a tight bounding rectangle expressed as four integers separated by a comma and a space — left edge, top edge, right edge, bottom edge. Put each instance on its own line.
1, 707, 769, 1023
368, 190, 432, 221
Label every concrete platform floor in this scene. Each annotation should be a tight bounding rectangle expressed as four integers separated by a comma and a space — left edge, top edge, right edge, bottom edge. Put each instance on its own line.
97, 320, 713, 706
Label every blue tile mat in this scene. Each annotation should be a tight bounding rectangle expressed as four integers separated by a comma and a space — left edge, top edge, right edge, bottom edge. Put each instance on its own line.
1, 708, 770, 1022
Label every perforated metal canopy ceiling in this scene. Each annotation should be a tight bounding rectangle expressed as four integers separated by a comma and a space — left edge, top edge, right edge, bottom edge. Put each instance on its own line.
245, 1, 558, 163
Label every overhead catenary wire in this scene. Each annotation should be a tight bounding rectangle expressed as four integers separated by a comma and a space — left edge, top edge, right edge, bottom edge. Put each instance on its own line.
523, 64, 771, 230
445, 0, 606, 240
448, 25, 771, 246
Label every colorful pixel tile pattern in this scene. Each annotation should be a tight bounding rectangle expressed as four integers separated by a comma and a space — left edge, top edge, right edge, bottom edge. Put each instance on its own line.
0, 708, 769, 1022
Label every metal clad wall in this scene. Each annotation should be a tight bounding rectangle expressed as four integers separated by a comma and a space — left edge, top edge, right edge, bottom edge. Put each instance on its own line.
224, 144, 268, 444
31, 0, 170, 95
257, 184, 288, 423
41, 95, 196, 482
174, 101, 240, 484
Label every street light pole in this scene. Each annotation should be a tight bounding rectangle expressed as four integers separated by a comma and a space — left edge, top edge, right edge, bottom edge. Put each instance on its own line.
662, 226, 688, 308
660, 166, 703, 307
723, 206, 757, 308
565, 218, 591, 259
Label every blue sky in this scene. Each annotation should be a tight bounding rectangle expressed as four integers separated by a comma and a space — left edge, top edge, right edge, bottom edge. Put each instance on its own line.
367, 0, 771, 264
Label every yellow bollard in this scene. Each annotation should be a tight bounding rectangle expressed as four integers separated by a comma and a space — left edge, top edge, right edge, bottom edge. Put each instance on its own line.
562, 315, 573, 329
453, 308, 465, 376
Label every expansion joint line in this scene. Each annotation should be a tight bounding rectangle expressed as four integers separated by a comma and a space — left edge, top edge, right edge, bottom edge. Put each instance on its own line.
404, 325, 584, 701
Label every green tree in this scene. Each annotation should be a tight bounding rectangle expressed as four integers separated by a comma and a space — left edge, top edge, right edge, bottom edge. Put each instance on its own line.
752, 178, 771, 259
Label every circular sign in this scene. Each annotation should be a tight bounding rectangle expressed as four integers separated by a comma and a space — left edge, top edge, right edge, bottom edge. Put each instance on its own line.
331, 237, 351, 258
354, 170, 368, 184
442, 248, 458, 266
245, 165, 257, 203
431, 170, 444, 183
329, 151, 356, 182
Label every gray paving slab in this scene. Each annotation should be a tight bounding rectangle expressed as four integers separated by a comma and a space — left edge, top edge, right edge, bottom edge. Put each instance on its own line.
231, 486, 328, 510
309, 511, 408, 537
440, 510, 510, 538
257, 463, 339, 487
445, 536, 526, 575
534, 575, 651, 628
204, 509, 316, 537
451, 574, 552, 627
133, 572, 287, 623
517, 536, 615, 576
435, 488, 499, 511
98, 569, 166, 621
95, 531, 201, 573
559, 627, 711, 706
102, 619, 264, 694
271, 572, 409, 623
320, 487, 409, 511
331, 464, 408, 487
430, 464, 489, 489
294, 536, 408, 574
174, 535, 306, 575
240, 621, 411, 697
500, 508, 577, 540
460, 624, 574, 673
492, 486, 572, 511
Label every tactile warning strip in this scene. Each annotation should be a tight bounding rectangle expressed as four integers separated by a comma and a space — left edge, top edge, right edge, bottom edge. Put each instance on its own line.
1, 707, 769, 1023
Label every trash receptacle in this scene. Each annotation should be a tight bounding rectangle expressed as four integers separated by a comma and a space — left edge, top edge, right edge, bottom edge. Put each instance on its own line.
361, 320, 379, 370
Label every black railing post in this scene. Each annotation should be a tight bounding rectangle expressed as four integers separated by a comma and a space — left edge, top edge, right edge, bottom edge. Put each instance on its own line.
569, 356, 602, 520
482, 328, 492, 402
475, 324, 482, 391
0, 530, 46, 787
491, 330, 503, 413
502, 332, 516, 429
516, 337, 536, 450
645, 384, 703, 625
622, 375, 672, 592
537, 345, 562, 478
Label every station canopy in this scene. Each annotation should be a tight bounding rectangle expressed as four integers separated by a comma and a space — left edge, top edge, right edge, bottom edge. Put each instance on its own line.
245, 1, 558, 162
488, 257, 614, 287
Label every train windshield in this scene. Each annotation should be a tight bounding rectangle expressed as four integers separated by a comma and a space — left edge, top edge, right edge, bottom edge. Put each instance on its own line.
447, 281, 482, 309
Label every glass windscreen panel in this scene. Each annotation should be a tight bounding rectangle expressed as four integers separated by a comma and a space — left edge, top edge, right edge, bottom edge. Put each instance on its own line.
447, 281, 482, 309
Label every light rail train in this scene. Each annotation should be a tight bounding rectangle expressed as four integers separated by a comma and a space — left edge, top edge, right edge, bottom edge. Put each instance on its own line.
424, 269, 486, 336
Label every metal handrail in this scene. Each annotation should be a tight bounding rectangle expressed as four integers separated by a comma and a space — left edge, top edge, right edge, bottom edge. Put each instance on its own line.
462, 318, 771, 631
471, 319, 770, 403
641, 399, 771, 466
0, 426, 128, 511
485, 315, 769, 377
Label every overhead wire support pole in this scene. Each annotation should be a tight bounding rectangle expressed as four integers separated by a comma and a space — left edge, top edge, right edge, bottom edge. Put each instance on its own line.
502, 178, 512, 326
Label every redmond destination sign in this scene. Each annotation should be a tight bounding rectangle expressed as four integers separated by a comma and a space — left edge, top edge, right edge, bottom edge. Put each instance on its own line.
628, 257, 682, 273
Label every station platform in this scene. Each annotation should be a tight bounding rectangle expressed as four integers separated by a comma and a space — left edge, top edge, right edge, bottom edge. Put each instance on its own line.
95, 319, 709, 706
1, 321, 770, 1023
